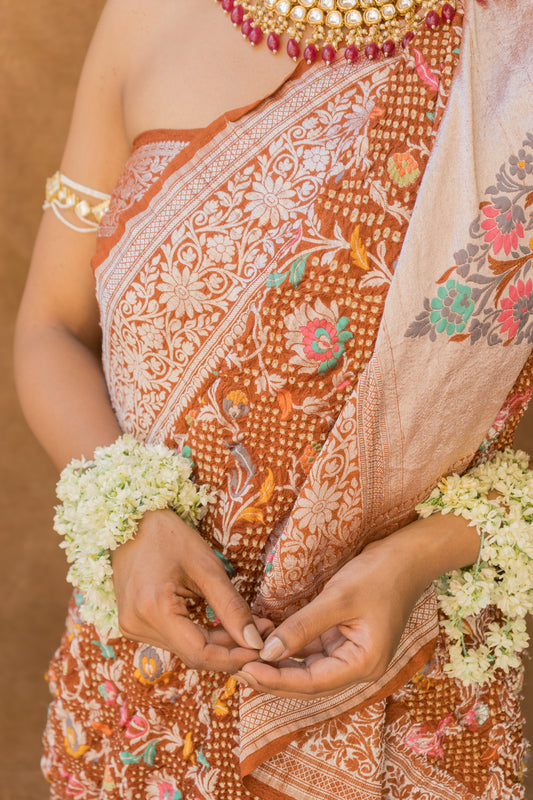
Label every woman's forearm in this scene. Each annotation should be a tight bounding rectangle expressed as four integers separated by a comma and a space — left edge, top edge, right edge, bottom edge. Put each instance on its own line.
374, 446, 532, 594
14, 325, 121, 470
366, 511, 482, 599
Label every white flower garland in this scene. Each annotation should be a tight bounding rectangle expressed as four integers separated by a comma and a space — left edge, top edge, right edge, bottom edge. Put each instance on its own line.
416, 448, 533, 685
54, 434, 215, 637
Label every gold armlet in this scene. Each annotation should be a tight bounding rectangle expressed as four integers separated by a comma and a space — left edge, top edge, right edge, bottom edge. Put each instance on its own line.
43, 171, 111, 233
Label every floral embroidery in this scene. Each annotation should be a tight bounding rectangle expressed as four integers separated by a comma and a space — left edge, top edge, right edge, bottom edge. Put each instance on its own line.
157, 264, 207, 319
301, 317, 352, 373
222, 390, 249, 419
133, 644, 176, 686
98, 680, 118, 706
302, 146, 331, 174
428, 279, 474, 335
509, 148, 533, 180
462, 701, 490, 732
244, 175, 298, 227
387, 151, 421, 188
63, 714, 91, 759
205, 233, 236, 264
478, 387, 533, 453
406, 133, 533, 346
100, 72, 387, 440
290, 480, 344, 534
284, 299, 353, 375
404, 715, 453, 759
481, 200, 526, 256
498, 277, 533, 340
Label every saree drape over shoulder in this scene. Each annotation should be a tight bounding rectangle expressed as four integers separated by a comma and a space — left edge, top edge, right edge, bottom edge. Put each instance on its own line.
43, 2, 533, 799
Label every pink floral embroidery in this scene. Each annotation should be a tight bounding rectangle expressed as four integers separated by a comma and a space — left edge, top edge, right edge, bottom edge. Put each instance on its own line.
284, 300, 353, 375
408, 134, 533, 347
404, 715, 453, 759
462, 701, 490, 732
481, 201, 525, 256
478, 386, 533, 453
125, 712, 149, 740
98, 679, 118, 706
301, 318, 350, 370
498, 277, 533, 339
157, 783, 181, 800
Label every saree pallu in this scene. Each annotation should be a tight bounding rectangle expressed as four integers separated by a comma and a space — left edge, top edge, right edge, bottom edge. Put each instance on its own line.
43, 2, 533, 798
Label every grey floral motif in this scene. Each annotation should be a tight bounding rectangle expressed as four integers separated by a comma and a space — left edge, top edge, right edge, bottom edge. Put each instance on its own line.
509, 148, 533, 180
406, 134, 533, 346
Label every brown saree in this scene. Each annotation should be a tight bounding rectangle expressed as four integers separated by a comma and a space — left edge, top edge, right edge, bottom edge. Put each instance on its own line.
43, 2, 533, 798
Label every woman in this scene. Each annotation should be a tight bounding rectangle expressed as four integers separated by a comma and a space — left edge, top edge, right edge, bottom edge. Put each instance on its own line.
14, 0, 533, 797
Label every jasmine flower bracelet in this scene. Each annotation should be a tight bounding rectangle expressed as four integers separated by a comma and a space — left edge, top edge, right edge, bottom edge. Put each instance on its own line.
417, 448, 533, 684
54, 434, 215, 638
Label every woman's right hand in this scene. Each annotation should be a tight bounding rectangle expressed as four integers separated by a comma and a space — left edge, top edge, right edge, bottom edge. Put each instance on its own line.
111, 508, 268, 672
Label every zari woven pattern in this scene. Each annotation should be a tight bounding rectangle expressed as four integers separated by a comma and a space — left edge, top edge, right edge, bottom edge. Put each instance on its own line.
42, 2, 532, 798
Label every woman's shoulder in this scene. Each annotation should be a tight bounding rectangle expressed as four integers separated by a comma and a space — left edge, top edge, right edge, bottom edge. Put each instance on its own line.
58, 0, 165, 193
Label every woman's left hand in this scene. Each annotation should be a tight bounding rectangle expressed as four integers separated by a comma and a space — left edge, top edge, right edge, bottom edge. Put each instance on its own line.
237, 514, 480, 699
236, 535, 426, 698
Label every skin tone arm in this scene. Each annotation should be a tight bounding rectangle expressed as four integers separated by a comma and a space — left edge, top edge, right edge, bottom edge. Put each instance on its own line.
14, 0, 266, 671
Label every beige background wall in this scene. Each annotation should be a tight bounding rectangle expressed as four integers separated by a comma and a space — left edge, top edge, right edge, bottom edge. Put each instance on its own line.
0, 2, 531, 798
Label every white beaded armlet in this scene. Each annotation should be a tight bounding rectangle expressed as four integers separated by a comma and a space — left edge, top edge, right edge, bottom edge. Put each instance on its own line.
44, 171, 111, 232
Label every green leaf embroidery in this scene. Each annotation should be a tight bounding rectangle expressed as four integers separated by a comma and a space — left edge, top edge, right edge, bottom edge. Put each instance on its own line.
266, 269, 290, 288
119, 751, 142, 765
267, 254, 309, 289
143, 740, 159, 765
289, 254, 308, 288
92, 641, 116, 660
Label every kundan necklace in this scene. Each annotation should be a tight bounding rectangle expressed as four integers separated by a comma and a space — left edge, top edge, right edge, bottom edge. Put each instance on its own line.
217, 0, 456, 64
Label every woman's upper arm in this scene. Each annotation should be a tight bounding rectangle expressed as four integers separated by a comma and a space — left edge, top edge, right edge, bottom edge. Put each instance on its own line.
17, 0, 135, 351
60, 0, 133, 191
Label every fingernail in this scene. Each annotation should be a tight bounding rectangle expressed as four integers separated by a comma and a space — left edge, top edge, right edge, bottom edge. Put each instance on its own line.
260, 635, 285, 661
243, 624, 264, 650
235, 671, 251, 687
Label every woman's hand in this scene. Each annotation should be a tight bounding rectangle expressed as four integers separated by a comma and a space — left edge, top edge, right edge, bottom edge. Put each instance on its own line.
237, 514, 481, 699
236, 536, 423, 698
112, 508, 269, 673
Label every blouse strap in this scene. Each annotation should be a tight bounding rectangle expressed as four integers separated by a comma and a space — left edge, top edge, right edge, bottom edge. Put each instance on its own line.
43, 171, 111, 233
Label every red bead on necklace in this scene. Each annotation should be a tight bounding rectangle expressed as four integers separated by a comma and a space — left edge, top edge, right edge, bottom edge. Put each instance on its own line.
217, 0, 457, 66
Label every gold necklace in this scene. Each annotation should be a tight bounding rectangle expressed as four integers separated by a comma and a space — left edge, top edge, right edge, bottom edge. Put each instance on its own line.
218, 0, 456, 64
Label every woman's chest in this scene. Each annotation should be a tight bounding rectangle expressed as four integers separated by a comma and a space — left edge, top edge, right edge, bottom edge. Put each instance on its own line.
121, 0, 294, 143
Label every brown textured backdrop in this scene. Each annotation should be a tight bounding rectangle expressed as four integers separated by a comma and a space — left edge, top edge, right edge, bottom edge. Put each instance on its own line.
0, 2, 531, 798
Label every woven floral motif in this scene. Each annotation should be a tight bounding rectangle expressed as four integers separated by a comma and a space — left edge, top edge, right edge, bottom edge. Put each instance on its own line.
43, 6, 532, 800
406, 133, 533, 346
